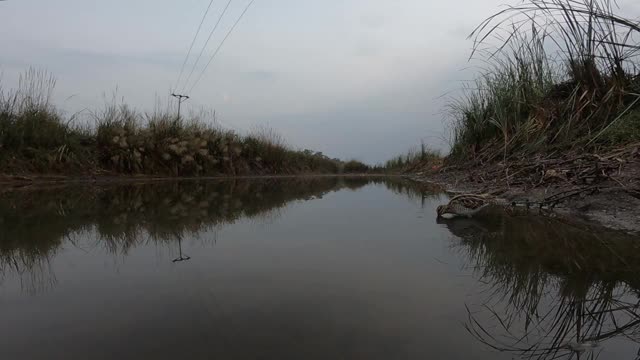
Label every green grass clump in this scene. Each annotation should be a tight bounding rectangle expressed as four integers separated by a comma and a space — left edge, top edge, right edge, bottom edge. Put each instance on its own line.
448, 0, 640, 163
0, 69, 347, 176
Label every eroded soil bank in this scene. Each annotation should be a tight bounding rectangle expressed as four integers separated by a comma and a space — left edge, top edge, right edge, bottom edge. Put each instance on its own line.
406, 146, 640, 234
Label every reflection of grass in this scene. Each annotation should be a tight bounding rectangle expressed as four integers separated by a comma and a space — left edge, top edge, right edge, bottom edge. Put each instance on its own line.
454, 216, 640, 293
0, 177, 429, 294
0, 177, 425, 276
0, 178, 342, 260
449, 215, 640, 359
382, 178, 443, 203
0, 188, 91, 275
465, 283, 640, 360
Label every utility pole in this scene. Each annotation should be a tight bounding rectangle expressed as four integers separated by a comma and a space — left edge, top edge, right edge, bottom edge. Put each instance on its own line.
171, 93, 190, 121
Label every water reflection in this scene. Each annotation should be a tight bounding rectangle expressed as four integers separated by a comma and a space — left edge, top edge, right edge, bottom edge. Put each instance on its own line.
0, 177, 422, 291
443, 215, 640, 359
3, 177, 640, 359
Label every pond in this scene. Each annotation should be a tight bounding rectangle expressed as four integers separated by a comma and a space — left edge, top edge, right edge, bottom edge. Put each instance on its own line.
1, 177, 639, 360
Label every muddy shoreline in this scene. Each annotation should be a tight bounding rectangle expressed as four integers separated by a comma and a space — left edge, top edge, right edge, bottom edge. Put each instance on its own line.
406, 169, 640, 235
2, 171, 637, 234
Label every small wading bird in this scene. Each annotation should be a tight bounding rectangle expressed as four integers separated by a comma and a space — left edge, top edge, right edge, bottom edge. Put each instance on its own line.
437, 194, 499, 218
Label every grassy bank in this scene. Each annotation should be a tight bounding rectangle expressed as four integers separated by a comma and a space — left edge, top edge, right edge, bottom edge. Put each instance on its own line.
447, 0, 640, 164
384, 143, 443, 172
0, 69, 353, 177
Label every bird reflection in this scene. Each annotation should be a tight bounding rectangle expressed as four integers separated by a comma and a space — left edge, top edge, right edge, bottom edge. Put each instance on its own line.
436, 216, 495, 241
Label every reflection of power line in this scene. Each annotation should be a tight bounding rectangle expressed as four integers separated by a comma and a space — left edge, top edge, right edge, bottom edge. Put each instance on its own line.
172, 237, 191, 263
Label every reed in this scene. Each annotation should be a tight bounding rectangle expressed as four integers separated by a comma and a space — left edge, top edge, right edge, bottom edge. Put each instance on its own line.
384, 143, 442, 172
448, 0, 640, 163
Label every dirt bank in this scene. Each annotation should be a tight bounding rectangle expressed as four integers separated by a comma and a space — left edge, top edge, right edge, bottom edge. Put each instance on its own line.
407, 144, 640, 234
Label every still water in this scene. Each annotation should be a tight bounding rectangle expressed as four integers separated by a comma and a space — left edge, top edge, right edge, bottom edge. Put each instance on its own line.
1, 177, 639, 360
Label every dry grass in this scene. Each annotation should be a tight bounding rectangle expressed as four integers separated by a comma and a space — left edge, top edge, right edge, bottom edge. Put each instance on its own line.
0, 69, 342, 176
385, 142, 443, 172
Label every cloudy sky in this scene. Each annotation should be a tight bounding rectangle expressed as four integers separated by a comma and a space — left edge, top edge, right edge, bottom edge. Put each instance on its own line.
2, 1, 638, 163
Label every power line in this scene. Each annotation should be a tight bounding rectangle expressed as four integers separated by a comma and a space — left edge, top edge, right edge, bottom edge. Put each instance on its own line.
181, 0, 234, 92
187, 0, 256, 93
174, 0, 216, 91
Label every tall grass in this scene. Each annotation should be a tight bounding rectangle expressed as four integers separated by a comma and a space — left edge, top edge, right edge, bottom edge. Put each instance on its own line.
0, 69, 95, 172
0, 69, 343, 176
385, 142, 442, 172
449, 0, 640, 163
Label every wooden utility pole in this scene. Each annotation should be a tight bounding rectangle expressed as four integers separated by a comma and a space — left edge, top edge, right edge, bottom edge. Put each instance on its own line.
171, 93, 190, 120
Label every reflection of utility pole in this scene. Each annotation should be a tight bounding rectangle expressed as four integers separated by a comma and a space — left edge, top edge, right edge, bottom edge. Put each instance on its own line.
171, 93, 189, 121
172, 237, 191, 263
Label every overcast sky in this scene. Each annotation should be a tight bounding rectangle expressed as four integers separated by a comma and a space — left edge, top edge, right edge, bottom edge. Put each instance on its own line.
2, 1, 638, 163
